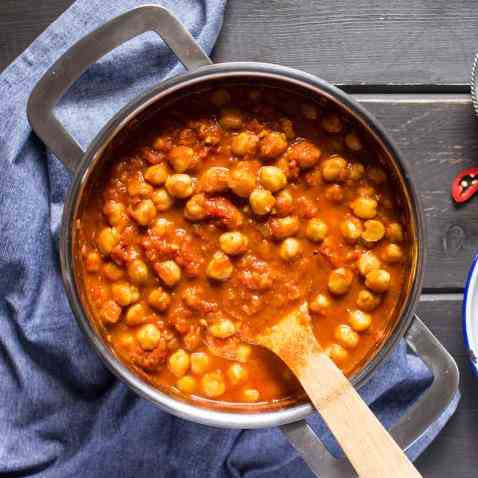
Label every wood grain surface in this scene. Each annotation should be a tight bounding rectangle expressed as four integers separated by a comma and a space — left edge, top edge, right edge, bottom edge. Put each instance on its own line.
1, 1, 478, 477
1, 0, 478, 88
213, 0, 478, 88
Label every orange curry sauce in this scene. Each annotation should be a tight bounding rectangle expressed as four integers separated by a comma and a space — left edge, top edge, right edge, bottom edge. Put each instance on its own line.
77, 86, 409, 407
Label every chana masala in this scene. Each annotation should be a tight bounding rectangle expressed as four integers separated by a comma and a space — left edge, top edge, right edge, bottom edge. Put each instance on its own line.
77, 86, 410, 406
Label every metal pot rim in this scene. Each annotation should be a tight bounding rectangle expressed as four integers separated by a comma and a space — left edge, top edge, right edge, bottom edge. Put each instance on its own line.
60, 62, 426, 429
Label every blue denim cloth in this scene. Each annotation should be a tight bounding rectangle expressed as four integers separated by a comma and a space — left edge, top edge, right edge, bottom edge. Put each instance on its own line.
0, 1, 459, 477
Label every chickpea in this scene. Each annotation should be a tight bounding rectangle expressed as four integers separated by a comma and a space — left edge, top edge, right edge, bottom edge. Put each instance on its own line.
345, 132, 363, 151
206, 251, 234, 281
228, 163, 257, 198
201, 371, 226, 398
357, 185, 376, 197
334, 324, 359, 349
125, 303, 148, 325
104, 200, 128, 227
231, 131, 259, 156
147, 287, 171, 311
349, 162, 365, 180
137, 324, 162, 351
365, 269, 391, 293
183, 331, 201, 352
242, 388, 260, 402
227, 363, 248, 385
150, 217, 172, 236
210, 88, 230, 107
259, 166, 287, 192
97, 227, 119, 256
328, 268, 354, 295
86, 251, 102, 272
350, 196, 378, 219
127, 177, 154, 197
102, 262, 124, 281
357, 252, 381, 276
168, 145, 195, 173
168, 349, 190, 377
191, 352, 210, 375
165, 174, 194, 199
383, 243, 404, 263
112, 282, 139, 306
325, 184, 344, 203
301, 103, 318, 120
361, 219, 385, 243
305, 218, 328, 242
348, 310, 372, 332
321, 155, 348, 182
279, 238, 302, 261
131, 199, 157, 226
208, 318, 236, 339
118, 332, 135, 351
259, 131, 288, 159
321, 113, 343, 133
340, 218, 363, 243
151, 188, 174, 211
327, 343, 349, 364
236, 344, 252, 363
309, 293, 331, 314
156, 260, 182, 287
288, 141, 322, 169
176, 375, 197, 394
357, 289, 381, 312
144, 163, 169, 185
127, 259, 149, 284
249, 189, 276, 215
270, 216, 300, 239
367, 167, 387, 184
219, 231, 249, 255
184, 194, 207, 221
100, 300, 122, 324
279, 117, 295, 140
199, 166, 230, 194
274, 189, 294, 216
386, 223, 404, 242
219, 108, 243, 130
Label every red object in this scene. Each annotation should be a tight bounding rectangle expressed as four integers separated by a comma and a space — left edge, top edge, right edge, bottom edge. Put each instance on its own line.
451, 167, 478, 203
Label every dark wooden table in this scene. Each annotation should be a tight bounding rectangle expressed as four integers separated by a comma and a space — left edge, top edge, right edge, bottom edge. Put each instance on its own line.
2, 1, 478, 476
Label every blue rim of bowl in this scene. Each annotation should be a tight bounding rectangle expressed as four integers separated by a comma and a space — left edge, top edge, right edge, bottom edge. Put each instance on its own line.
464, 56, 478, 376
462, 253, 478, 377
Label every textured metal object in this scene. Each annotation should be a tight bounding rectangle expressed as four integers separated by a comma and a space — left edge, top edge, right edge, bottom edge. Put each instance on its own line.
27, 5, 212, 172
26, 4, 456, 474
471, 53, 478, 118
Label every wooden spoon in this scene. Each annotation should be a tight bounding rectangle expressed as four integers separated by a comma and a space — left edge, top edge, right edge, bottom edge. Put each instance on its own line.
243, 303, 422, 478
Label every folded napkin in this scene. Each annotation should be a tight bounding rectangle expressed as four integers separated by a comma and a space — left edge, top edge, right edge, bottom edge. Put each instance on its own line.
0, 1, 459, 476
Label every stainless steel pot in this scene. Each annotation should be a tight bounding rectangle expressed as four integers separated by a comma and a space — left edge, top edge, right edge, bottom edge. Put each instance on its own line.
27, 6, 457, 476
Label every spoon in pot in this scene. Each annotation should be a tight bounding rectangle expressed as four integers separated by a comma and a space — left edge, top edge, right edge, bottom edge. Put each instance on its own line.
241, 302, 422, 478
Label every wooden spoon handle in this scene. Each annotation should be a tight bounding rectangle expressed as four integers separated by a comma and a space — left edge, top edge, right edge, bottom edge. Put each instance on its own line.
293, 348, 422, 478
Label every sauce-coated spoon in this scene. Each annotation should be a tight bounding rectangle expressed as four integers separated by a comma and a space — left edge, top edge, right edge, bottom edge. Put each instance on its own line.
242, 303, 422, 478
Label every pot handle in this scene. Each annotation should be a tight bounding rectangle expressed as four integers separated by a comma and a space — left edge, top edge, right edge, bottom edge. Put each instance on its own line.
280, 316, 459, 477
27, 5, 211, 173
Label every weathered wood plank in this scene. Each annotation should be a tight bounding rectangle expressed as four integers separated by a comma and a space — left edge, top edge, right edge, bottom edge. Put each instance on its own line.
414, 298, 477, 478
213, 0, 478, 88
0, 0, 71, 71
356, 95, 478, 290
1, 0, 478, 88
